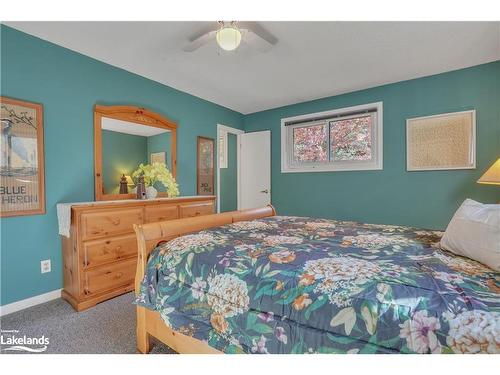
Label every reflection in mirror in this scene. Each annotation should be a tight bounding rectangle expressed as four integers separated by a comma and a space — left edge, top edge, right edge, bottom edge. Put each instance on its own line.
220, 133, 238, 212
101, 117, 171, 195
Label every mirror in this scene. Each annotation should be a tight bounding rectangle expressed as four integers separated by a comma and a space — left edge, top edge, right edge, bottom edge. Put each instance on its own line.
101, 118, 172, 195
94, 105, 177, 200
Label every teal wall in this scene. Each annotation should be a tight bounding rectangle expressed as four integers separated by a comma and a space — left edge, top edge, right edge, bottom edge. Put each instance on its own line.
1, 24, 499, 307
220, 133, 238, 212
244, 61, 500, 230
147, 132, 172, 192
101, 130, 172, 195
102, 130, 148, 194
0, 26, 244, 305
147, 132, 171, 168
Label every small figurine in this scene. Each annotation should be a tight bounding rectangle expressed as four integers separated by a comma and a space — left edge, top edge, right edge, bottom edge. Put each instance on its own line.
119, 174, 128, 194
136, 174, 146, 200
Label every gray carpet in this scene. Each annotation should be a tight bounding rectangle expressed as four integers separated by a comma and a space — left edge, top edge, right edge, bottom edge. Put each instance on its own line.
0, 292, 175, 354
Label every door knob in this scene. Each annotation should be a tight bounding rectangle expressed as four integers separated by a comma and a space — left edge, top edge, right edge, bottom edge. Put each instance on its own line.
260, 189, 269, 194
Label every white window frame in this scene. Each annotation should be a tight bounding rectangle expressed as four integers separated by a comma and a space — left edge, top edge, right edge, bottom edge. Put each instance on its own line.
281, 102, 383, 173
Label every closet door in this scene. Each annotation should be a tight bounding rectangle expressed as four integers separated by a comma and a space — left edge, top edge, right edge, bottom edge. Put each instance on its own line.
239, 130, 271, 210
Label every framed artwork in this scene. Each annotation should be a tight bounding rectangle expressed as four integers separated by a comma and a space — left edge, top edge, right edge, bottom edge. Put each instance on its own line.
218, 131, 228, 168
1, 97, 45, 217
406, 110, 476, 171
150, 151, 166, 165
197, 136, 215, 195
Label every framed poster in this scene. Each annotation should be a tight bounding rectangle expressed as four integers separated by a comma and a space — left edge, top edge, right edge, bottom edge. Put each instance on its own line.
197, 136, 214, 195
406, 110, 476, 171
1, 97, 45, 217
219, 131, 228, 168
150, 151, 166, 165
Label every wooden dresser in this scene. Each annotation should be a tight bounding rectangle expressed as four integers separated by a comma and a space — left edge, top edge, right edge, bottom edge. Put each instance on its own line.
61, 196, 215, 311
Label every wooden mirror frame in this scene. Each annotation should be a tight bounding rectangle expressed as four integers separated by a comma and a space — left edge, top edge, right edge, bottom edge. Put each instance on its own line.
94, 105, 177, 201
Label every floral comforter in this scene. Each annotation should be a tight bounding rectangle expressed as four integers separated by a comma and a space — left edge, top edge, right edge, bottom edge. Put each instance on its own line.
136, 216, 500, 354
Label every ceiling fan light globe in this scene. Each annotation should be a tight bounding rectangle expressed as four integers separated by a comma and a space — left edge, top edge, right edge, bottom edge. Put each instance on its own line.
216, 26, 242, 51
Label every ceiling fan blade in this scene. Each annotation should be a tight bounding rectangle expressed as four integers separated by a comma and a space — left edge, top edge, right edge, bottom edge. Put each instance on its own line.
239, 22, 278, 52
182, 25, 218, 52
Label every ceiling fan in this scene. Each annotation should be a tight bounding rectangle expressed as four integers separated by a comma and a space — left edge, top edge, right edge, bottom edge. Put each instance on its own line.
182, 21, 278, 52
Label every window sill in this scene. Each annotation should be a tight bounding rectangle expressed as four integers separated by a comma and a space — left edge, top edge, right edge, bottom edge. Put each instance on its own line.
281, 163, 383, 173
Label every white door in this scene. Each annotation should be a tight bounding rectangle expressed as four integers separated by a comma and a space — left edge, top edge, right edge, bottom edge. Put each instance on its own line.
239, 130, 271, 210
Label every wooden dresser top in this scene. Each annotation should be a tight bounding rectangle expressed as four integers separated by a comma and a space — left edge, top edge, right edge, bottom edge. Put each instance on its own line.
65, 195, 215, 212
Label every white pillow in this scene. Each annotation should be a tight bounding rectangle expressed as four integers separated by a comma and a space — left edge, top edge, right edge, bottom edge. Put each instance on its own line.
440, 199, 500, 272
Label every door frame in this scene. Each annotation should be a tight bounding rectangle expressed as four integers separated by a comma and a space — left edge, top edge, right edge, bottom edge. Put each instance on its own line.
216, 124, 245, 213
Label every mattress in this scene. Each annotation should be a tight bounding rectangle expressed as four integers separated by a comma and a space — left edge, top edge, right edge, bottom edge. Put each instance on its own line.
136, 215, 500, 354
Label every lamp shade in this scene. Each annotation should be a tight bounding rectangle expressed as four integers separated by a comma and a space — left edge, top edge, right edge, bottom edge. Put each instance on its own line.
477, 158, 500, 185
125, 175, 134, 186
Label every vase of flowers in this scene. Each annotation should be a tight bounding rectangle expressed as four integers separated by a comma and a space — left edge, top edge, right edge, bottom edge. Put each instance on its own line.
145, 185, 158, 199
132, 162, 180, 199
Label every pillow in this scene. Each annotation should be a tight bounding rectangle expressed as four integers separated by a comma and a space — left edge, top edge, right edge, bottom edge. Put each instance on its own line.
440, 199, 500, 272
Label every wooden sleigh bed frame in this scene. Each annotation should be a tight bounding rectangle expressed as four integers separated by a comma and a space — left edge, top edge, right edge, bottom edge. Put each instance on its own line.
133, 205, 276, 354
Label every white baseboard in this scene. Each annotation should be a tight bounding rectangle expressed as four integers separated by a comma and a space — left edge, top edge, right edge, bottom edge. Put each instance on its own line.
0, 289, 62, 317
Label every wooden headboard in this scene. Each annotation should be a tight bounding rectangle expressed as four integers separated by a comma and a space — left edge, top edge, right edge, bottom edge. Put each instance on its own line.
133, 205, 276, 293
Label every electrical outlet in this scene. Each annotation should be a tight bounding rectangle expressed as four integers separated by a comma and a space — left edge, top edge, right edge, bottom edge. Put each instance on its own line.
41, 259, 51, 274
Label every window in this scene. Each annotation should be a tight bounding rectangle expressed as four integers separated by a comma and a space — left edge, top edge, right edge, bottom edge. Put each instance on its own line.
292, 122, 328, 163
281, 102, 383, 172
219, 131, 228, 168
330, 114, 372, 161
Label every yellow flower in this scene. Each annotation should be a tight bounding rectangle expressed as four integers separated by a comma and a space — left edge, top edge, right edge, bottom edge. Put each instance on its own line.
248, 248, 265, 259
268, 250, 296, 264
275, 280, 284, 291
132, 162, 180, 197
292, 293, 312, 310
486, 279, 500, 293
298, 273, 315, 286
210, 313, 229, 334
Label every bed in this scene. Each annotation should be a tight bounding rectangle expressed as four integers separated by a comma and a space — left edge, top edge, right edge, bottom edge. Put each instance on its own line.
134, 206, 500, 354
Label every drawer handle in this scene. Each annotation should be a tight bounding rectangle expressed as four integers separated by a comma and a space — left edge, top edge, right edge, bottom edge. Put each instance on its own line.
111, 218, 121, 225
195, 211, 201, 216
115, 272, 123, 279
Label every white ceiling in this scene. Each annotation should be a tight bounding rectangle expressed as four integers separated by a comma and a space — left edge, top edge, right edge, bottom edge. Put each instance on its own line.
102, 117, 169, 136
6, 22, 500, 114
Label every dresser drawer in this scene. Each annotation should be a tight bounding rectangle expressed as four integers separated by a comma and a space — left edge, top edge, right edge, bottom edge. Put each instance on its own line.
80, 208, 143, 240
145, 204, 179, 223
83, 233, 137, 268
83, 258, 136, 296
179, 201, 214, 218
